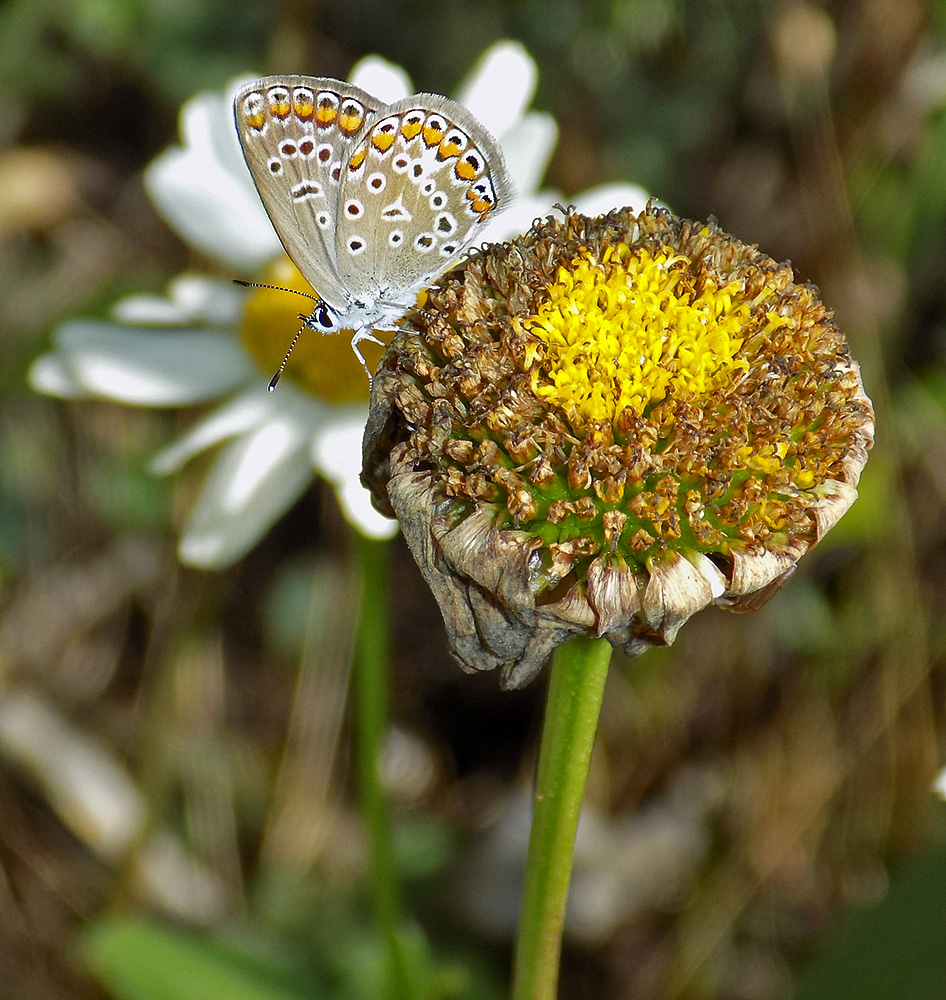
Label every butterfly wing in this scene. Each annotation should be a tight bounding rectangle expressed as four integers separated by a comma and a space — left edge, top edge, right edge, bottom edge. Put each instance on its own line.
334, 92, 513, 304
234, 75, 381, 312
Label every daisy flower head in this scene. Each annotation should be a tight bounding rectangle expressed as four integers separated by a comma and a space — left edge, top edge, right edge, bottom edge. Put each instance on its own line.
30, 41, 650, 570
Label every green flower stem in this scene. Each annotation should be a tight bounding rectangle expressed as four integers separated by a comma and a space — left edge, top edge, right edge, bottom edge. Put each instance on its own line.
512, 635, 613, 1000
351, 533, 411, 1000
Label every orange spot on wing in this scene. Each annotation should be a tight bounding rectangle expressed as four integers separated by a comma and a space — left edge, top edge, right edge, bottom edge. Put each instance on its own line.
401, 116, 423, 140
270, 96, 291, 119
316, 99, 338, 127
371, 130, 396, 153
454, 159, 478, 181
438, 137, 463, 159
467, 188, 496, 220
293, 94, 315, 119
339, 109, 364, 135
423, 124, 445, 147
348, 147, 367, 171
244, 112, 266, 131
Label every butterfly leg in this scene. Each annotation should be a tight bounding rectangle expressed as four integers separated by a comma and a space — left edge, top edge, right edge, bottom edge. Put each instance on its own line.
351, 327, 387, 386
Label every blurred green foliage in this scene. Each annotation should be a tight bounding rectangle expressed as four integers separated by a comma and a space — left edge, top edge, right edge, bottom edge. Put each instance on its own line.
792, 825, 946, 998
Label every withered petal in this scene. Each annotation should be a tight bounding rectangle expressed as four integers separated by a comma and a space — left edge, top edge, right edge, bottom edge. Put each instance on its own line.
586, 555, 643, 636
642, 550, 725, 634
722, 546, 800, 603
434, 507, 541, 618
810, 479, 859, 539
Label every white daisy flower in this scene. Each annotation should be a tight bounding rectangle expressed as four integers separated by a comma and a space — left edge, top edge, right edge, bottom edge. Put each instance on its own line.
29, 41, 650, 570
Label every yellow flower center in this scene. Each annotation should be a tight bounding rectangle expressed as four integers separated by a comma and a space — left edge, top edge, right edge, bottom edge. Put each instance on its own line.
524, 244, 752, 425
240, 258, 385, 403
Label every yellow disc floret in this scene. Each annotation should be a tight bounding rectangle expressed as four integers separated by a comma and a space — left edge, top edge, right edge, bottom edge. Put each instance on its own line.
524, 244, 751, 425
241, 258, 381, 404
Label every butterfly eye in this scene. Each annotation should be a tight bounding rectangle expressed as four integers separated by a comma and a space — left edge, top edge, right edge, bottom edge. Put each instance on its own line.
315, 302, 336, 330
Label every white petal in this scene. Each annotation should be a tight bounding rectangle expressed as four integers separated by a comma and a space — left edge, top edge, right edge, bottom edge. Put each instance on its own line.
145, 146, 281, 272
482, 182, 654, 244
151, 381, 323, 473
37, 320, 253, 405
349, 55, 412, 102
572, 182, 653, 218
167, 275, 246, 325
309, 408, 364, 479
333, 473, 400, 540
150, 386, 274, 473
456, 40, 537, 139
500, 111, 558, 197
481, 192, 559, 243
311, 414, 399, 539
29, 353, 86, 398
111, 276, 245, 327
112, 295, 192, 326
177, 414, 315, 569
183, 84, 253, 184
143, 84, 283, 271
811, 479, 858, 538
176, 90, 232, 163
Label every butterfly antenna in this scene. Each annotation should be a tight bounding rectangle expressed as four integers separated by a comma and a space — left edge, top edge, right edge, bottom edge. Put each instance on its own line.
268, 320, 307, 391
233, 278, 319, 301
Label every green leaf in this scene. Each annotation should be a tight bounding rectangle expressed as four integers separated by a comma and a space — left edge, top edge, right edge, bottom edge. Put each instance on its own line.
81, 918, 319, 1000
792, 836, 946, 999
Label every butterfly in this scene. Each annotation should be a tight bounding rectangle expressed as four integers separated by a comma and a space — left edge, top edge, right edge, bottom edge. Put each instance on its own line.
233, 75, 513, 387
